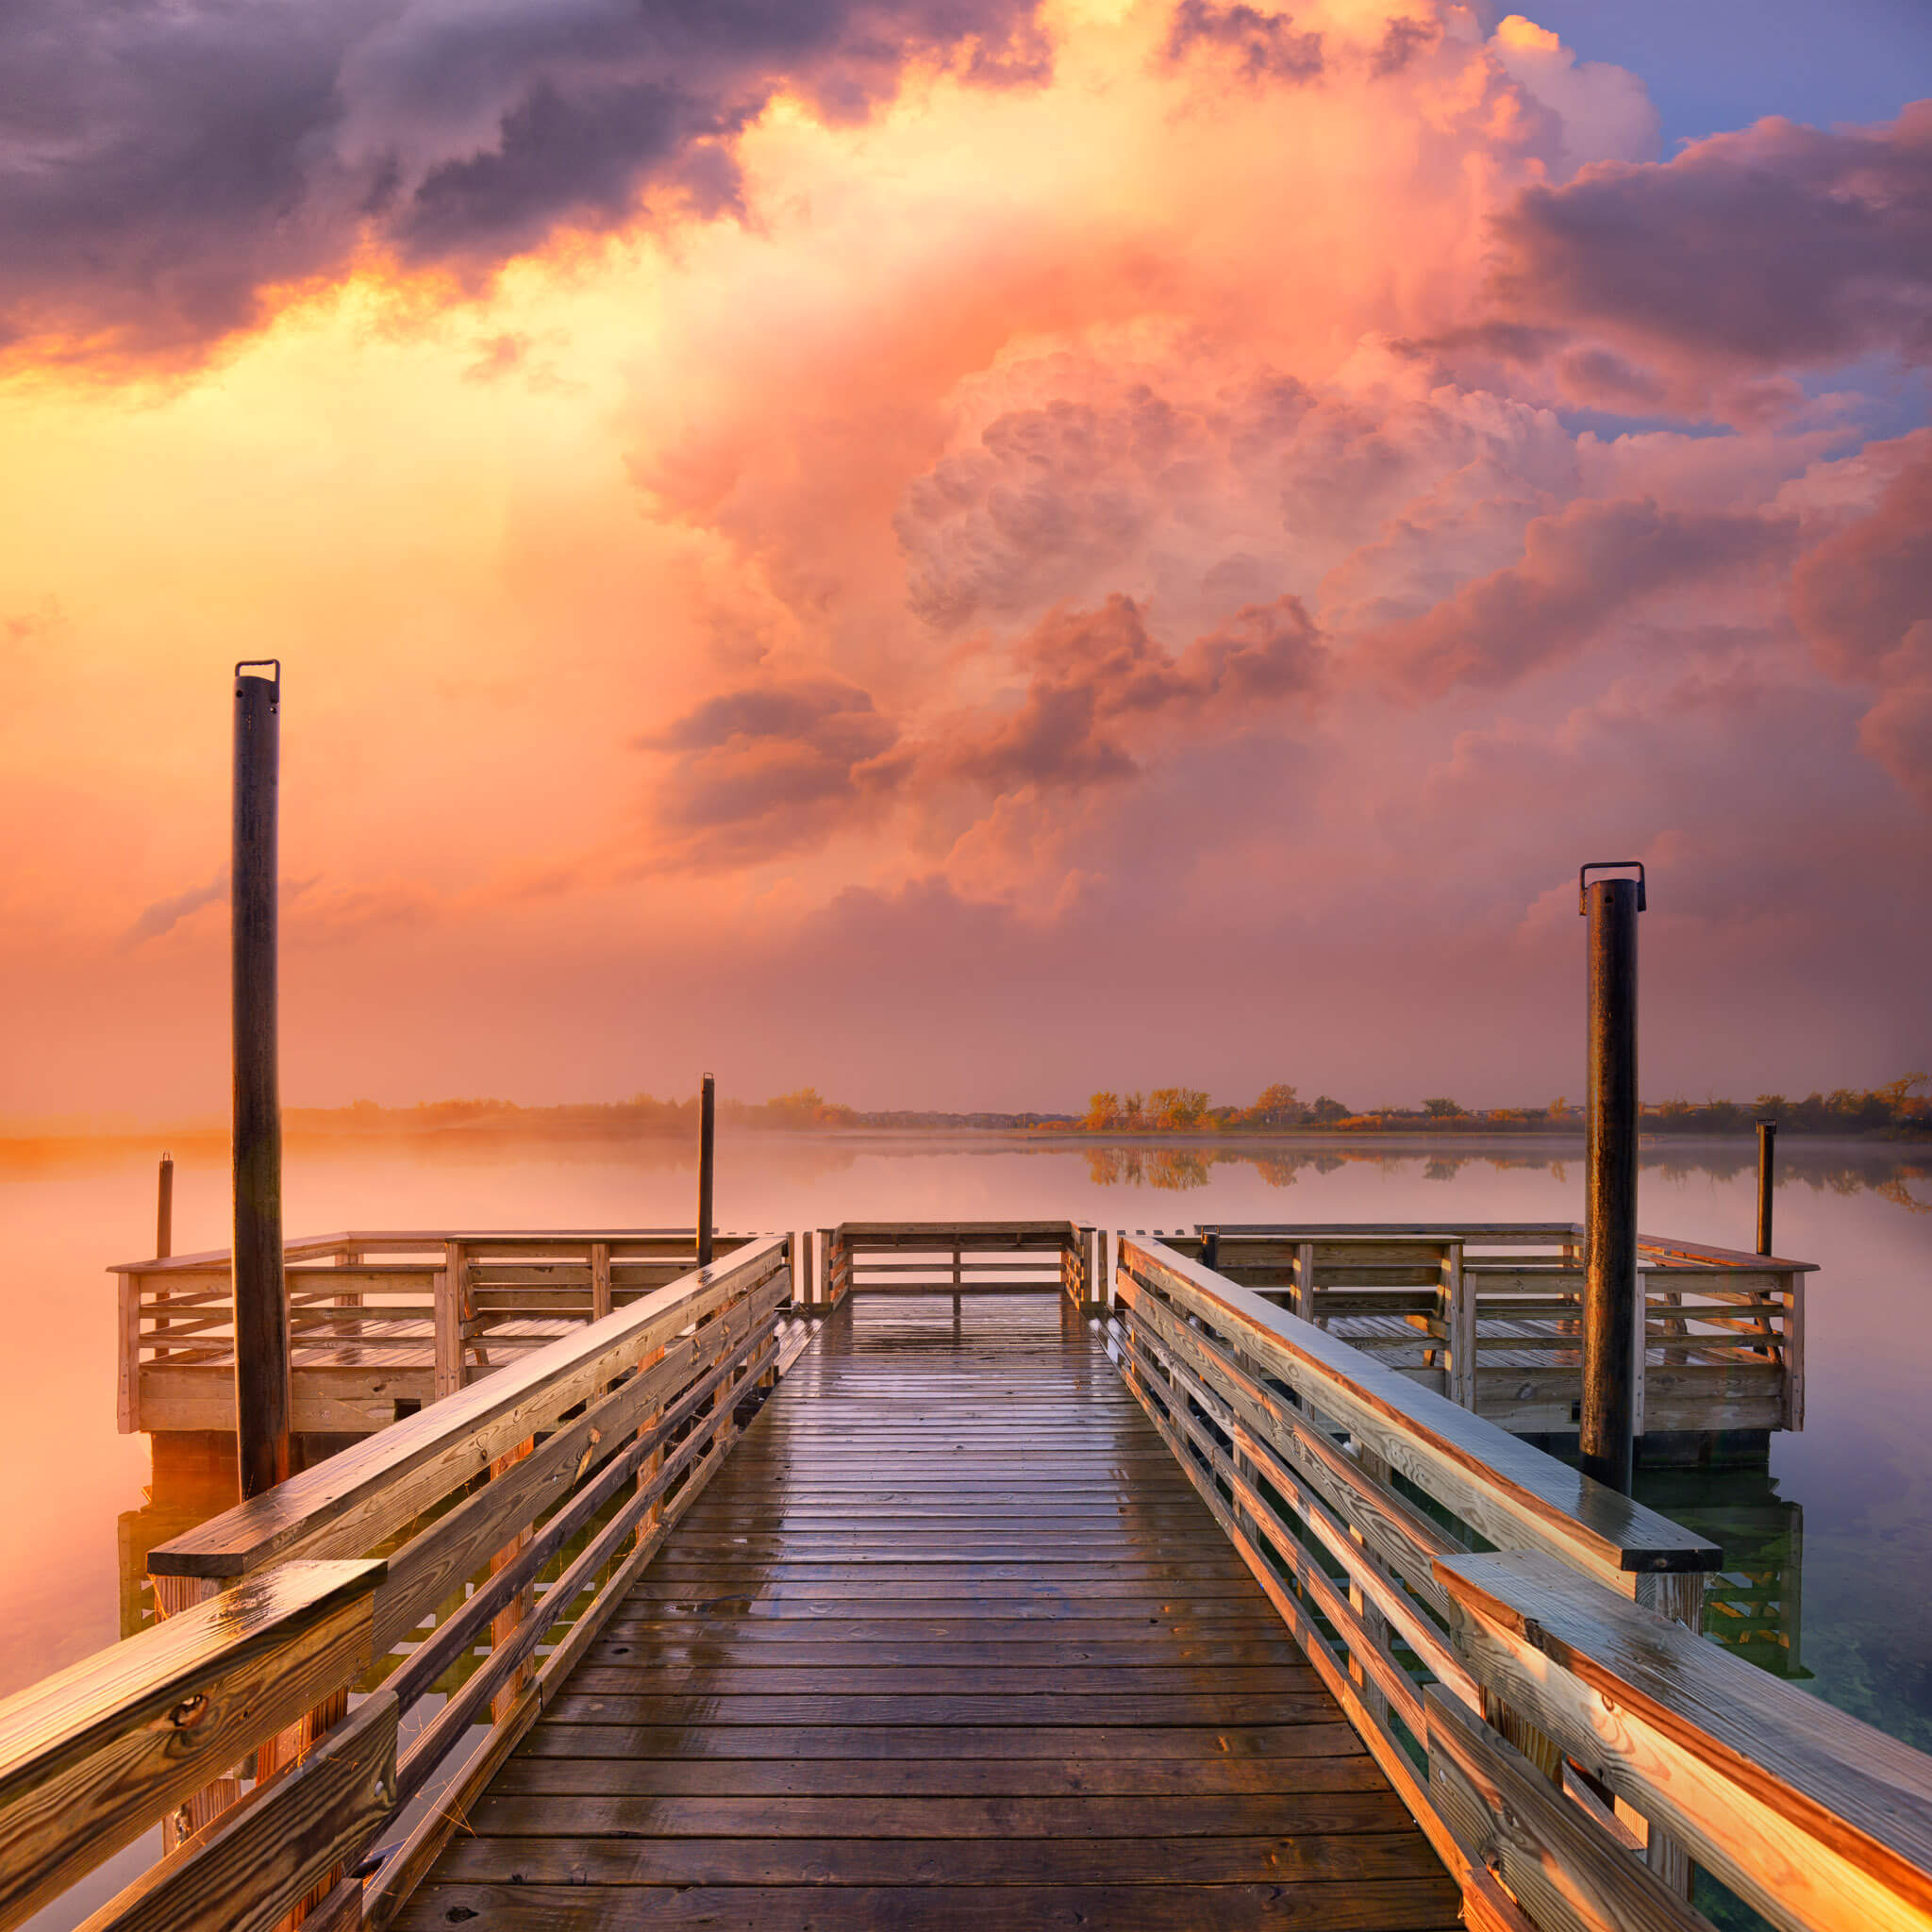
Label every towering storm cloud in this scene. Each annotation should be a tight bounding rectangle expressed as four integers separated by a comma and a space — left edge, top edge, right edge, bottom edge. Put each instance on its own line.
0, 0, 1045, 359
0, 0, 1925, 1110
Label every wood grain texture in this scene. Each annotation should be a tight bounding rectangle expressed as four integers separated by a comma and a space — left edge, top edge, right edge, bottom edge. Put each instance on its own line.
1438, 1549, 1932, 1932
391, 1291, 1457, 1930
0, 1560, 380, 1929
76, 1691, 396, 1932
1424, 1684, 1711, 1932
150, 1238, 789, 1579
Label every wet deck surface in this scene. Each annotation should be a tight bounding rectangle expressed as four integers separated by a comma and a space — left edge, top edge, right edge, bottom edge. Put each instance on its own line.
397, 1292, 1459, 1929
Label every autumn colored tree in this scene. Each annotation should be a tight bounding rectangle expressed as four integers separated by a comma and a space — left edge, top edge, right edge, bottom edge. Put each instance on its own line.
1085, 1091, 1122, 1130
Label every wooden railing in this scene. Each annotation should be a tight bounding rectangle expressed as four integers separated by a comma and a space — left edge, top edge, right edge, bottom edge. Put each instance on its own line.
11, 1235, 798, 1932
111, 1228, 766, 1435
1112, 1233, 1932, 1932
1190, 1222, 1811, 1437
810, 1220, 1105, 1311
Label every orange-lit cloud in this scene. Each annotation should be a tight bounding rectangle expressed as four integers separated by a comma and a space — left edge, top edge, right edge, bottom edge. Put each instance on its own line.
1, 1, 1926, 1117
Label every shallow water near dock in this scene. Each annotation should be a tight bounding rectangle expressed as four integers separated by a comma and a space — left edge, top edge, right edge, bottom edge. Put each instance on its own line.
3, 1129, 1929, 1923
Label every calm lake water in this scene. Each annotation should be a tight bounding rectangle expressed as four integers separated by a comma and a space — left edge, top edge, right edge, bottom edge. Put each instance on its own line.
4, 1127, 1929, 1918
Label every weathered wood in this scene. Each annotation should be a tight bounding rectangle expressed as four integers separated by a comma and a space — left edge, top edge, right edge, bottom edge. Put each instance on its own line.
151, 1237, 788, 1578
1115, 1239, 1716, 1583
1424, 1684, 1710, 1932
0, 1559, 380, 1928
1438, 1549, 1932, 1932
76, 1691, 397, 1932
387, 1291, 1457, 1929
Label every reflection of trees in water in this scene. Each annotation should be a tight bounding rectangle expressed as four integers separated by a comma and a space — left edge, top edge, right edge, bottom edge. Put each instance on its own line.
1085, 1147, 1210, 1190
1074, 1137, 1930, 1211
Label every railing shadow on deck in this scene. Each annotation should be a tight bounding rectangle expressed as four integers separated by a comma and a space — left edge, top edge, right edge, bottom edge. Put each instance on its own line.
1111, 1233, 1932, 1932
4, 1235, 801, 1932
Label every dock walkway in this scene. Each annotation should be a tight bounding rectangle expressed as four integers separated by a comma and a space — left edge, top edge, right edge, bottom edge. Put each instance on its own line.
396, 1291, 1460, 1928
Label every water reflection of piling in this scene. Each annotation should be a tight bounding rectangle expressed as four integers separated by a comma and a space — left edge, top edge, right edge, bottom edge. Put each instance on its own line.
1640, 1469, 1807, 1679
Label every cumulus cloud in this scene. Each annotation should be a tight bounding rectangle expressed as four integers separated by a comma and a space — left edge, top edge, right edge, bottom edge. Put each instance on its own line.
1363, 496, 1795, 696
1488, 101, 1932, 403
930, 591, 1324, 790
1488, 15, 1658, 173
642, 676, 908, 867
0, 0, 1048, 362
1164, 2, 1324, 85
1790, 433, 1932, 804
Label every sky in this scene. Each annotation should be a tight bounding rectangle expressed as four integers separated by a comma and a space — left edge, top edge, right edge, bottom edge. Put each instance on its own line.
2, 0, 1929, 1120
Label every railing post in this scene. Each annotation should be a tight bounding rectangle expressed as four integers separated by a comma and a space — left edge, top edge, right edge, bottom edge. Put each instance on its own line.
696, 1074, 716, 1269
1756, 1117, 1777, 1256
435, 1241, 465, 1399
233, 660, 291, 1500
591, 1241, 612, 1321
489, 1438, 536, 1724
1443, 1242, 1473, 1409
1580, 861, 1643, 1496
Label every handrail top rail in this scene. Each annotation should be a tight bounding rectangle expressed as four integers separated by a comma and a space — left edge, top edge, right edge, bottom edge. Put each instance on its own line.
834, 1220, 1082, 1238
108, 1227, 771, 1275
1194, 1221, 1816, 1272
148, 1236, 789, 1579
1120, 1234, 1718, 1575
1438, 1548, 1932, 1906
0, 1558, 381, 1796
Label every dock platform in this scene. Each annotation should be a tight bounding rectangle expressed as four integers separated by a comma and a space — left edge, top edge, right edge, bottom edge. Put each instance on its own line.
9, 1220, 1918, 1932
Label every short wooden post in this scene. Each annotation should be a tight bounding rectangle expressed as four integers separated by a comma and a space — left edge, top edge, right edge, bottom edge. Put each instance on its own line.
1295, 1241, 1315, 1324
489, 1439, 536, 1723
435, 1241, 465, 1399
696, 1073, 716, 1268
1756, 1117, 1777, 1256
233, 661, 291, 1501
1444, 1243, 1473, 1407
156, 1152, 175, 1259
1579, 862, 1643, 1496
591, 1241, 612, 1321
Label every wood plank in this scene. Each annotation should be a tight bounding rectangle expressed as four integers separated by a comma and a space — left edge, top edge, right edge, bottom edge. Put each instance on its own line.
0, 1560, 381, 1927
77, 1690, 398, 1932
1423, 1684, 1708, 1932
1118, 1237, 1717, 1585
150, 1238, 788, 1578
1439, 1549, 1932, 1932
393, 1879, 1463, 1929
384, 1287, 1457, 1930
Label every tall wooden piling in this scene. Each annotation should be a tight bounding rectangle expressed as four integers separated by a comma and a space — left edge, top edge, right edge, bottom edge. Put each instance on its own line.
1579, 863, 1644, 1495
1757, 1117, 1777, 1257
232, 662, 290, 1500
696, 1073, 716, 1268
156, 1152, 174, 1260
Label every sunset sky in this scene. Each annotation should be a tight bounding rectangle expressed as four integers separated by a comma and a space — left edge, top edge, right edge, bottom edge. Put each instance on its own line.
3, 0, 1928, 1119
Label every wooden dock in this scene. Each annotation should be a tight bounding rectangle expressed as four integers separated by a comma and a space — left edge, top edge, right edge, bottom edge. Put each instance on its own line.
395, 1291, 1458, 1928
9, 1220, 1924, 1932
113, 1218, 1809, 1464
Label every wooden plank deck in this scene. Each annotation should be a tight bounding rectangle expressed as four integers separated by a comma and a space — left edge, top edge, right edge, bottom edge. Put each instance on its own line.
394, 1291, 1461, 1930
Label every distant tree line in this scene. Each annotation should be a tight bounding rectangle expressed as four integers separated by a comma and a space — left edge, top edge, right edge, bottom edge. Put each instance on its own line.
282, 1074, 1930, 1141
1074, 1076, 1930, 1139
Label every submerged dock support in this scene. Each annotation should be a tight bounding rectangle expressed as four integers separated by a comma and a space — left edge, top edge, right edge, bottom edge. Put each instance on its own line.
1757, 1116, 1778, 1256
1580, 862, 1643, 1495
696, 1071, 716, 1268
232, 661, 290, 1499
